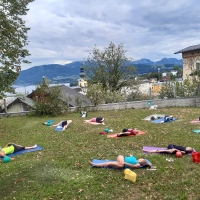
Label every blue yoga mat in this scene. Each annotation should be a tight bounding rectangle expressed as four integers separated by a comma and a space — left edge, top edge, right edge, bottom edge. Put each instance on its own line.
91, 159, 151, 169
192, 129, 200, 133
0, 145, 43, 159
151, 117, 177, 124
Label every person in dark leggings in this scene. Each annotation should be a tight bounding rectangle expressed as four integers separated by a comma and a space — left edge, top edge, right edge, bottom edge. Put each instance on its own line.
160, 116, 174, 123
143, 144, 194, 154
117, 128, 139, 137
53, 120, 72, 131
0, 143, 37, 161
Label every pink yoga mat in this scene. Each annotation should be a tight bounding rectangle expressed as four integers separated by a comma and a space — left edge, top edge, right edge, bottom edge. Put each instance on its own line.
190, 119, 200, 124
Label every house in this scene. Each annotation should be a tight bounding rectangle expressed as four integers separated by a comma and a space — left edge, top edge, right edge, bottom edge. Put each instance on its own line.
27, 85, 92, 107
138, 82, 153, 95
174, 44, 200, 81
152, 82, 163, 95
0, 96, 34, 113
171, 71, 177, 76
162, 72, 167, 77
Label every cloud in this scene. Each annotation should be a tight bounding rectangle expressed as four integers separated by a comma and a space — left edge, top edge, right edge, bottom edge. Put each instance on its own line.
21, 0, 200, 70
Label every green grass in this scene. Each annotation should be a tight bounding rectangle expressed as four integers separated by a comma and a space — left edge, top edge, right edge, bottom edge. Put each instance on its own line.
1, 107, 200, 200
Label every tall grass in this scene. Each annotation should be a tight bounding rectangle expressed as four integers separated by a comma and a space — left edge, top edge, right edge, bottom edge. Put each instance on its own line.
0, 107, 200, 200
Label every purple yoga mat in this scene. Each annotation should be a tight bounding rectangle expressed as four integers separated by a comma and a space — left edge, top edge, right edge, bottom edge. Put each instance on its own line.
142, 146, 195, 155
143, 146, 168, 154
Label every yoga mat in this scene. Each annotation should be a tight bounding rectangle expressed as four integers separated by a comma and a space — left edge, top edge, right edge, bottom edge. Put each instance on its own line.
143, 114, 165, 121
151, 117, 177, 124
190, 119, 200, 124
142, 146, 195, 155
107, 130, 145, 138
192, 129, 200, 133
91, 159, 151, 169
0, 145, 43, 159
143, 146, 168, 154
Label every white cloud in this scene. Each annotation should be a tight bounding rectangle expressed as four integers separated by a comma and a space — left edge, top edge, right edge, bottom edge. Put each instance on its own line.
21, 0, 200, 70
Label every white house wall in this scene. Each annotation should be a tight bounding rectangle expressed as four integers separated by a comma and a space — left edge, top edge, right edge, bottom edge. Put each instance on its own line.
138, 83, 152, 94
7, 103, 24, 113
122, 83, 153, 95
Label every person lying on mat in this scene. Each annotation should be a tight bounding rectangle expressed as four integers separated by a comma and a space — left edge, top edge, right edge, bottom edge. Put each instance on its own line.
84, 117, 105, 125
0, 143, 37, 160
143, 144, 194, 154
117, 128, 139, 137
160, 115, 173, 123
53, 120, 72, 131
89, 155, 151, 169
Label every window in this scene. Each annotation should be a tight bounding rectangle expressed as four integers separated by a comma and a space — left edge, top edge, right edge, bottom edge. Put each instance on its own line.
196, 62, 200, 70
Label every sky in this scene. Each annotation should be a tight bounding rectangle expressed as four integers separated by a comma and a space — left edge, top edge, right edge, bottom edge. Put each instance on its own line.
21, 0, 200, 70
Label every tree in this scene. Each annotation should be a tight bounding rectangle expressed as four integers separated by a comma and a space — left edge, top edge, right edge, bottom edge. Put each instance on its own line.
159, 79, 197, 99
32, 79, 69, 116
159, 82, 175, 99
84, 42, 136, 92
146, 72, 160, 80
0, 0, 34, 98
86, 83, 124, 106
86, 84, 106, 106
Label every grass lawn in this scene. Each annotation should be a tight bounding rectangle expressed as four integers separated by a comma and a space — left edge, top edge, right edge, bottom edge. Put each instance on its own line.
1, 107, 200, 200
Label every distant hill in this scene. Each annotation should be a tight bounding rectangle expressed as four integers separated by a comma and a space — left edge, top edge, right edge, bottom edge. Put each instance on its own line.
133, 58, 154, 64
14, 58, 183, 86
15, 61, 82, 86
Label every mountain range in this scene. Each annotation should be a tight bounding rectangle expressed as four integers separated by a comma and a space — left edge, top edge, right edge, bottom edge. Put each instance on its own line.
14, 58, 183, 86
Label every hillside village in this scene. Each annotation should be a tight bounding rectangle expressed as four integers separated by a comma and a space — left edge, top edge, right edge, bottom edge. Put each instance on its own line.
1, 44, 200, 114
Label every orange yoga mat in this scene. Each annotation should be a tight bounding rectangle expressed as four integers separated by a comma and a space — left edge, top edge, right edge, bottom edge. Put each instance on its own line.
107, 130, 146, 138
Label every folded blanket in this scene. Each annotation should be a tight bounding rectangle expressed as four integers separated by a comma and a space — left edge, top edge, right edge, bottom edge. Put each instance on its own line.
55, 126, 63, 132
